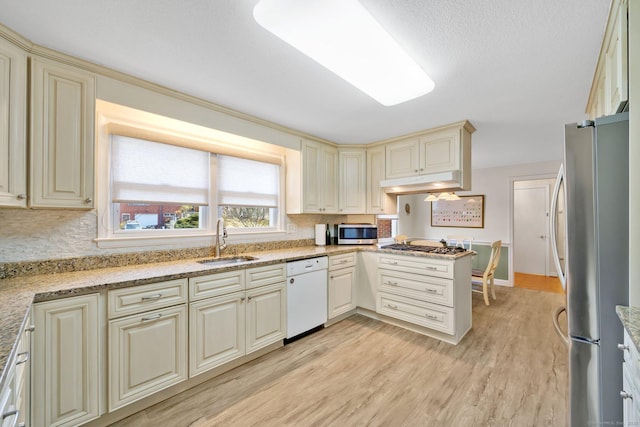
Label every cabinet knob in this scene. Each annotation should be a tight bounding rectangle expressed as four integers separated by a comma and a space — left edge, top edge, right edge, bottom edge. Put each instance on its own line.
16, 193, 26, 200
84, 197, 93, 204
621, 390, 633, 400
618, 343, 630, 352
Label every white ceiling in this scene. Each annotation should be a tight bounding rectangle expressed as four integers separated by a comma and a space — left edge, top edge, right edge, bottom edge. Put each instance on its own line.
0, 0, 610, 169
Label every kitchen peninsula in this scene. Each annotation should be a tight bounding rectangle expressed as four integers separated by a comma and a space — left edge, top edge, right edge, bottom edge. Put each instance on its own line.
0, 243, 473, 426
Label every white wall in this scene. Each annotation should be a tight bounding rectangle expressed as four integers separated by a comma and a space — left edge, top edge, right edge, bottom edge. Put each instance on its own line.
398, 160, 561, 243
397, 160, 562, 283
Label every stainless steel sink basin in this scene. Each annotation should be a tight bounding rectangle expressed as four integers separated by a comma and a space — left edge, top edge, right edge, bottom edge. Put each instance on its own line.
197, 256, 256, 266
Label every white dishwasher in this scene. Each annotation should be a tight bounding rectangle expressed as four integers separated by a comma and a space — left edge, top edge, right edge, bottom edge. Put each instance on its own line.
286, 256, 328, 340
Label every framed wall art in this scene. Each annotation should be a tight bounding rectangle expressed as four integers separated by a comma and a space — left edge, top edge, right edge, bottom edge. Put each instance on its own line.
430, 195, 485, 228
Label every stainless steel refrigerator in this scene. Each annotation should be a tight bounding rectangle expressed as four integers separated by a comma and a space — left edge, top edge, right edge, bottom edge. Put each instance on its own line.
551, 112, 629, 426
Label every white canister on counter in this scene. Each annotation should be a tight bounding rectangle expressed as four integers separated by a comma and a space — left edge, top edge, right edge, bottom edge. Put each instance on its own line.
315, 224, 327, 246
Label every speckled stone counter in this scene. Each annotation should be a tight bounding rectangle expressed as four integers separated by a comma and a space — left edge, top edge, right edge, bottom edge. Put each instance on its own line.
0, 244, 474, 391
616, 305, 640, 351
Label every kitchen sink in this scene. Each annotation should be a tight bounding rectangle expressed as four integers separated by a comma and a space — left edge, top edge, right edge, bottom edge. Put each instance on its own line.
197, 256, 257, 266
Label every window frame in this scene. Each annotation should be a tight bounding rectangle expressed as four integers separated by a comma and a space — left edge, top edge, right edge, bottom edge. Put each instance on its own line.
95, 100, 286, 249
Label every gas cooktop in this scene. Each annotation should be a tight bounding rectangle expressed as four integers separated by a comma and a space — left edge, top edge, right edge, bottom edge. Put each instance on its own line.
380, 244, 468, 255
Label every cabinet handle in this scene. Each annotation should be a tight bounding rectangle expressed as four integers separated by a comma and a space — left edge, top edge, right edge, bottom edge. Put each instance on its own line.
339, 259, 348, 264
414, 169, 418, 173
16, 193, 26, 200
141, 313, 162, 322
425, 288, 438, 294
620, 390, 633, 400
2, 410, 18, 421
141, 294, 162, 301
25, 325, 35, 333
425, 314, 439, 321
15, 351, 29, 365
84, 197, 93, 204
386, 261, 398, 265
384, 281, 398, 286
618, 343, 629, 352
240, 296, 246, 302
426, 266, 437, 271
385, 303, 398, 310
247, 295, 252, 301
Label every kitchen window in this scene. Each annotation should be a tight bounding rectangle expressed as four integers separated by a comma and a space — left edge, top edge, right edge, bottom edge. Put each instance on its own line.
95, 100, 286, 248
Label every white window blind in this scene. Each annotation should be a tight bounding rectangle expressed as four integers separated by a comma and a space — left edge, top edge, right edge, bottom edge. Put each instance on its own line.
111, 135, 210, 205
218, 155, 279, 207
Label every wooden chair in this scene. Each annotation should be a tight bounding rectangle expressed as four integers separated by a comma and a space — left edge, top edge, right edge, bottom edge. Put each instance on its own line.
472, 240, 501, 305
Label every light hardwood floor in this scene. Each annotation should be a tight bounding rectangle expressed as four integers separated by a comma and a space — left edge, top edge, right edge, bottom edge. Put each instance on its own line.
111, 288, 568, 427
514, 272, 565, 294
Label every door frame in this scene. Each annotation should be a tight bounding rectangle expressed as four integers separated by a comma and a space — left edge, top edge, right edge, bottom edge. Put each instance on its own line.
509, 172, 558, 278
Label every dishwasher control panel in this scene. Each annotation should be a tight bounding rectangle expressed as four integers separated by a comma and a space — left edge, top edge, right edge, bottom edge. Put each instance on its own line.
286, 256, 328, 276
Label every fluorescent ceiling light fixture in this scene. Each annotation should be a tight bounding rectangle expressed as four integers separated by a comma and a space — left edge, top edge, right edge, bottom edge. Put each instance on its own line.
253, 0, 435, 106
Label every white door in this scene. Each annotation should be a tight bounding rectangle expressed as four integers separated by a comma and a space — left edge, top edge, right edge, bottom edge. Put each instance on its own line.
514, 185, 548, 275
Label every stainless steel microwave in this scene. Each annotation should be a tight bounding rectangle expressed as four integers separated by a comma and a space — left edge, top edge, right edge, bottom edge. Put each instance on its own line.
335, 224, 377, 245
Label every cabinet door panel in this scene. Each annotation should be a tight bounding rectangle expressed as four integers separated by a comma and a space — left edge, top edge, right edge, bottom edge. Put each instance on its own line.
109, 305, 187, 411
420, 130, 460, 174
30, 58, 95, 208
338, 149, 365, 213
385, 138, 419, 179
246, 283, 285, 353
0, 40, 27, 208
33, 294, 101, 427
189, 292, 245, 377
322, 145, 339, 213
329, 267, 356, 318
302, 140, 322, 212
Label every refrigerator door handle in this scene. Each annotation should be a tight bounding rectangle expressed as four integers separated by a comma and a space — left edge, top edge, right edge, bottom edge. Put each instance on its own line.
550, 164, 566, 289
553, 305, 569, 347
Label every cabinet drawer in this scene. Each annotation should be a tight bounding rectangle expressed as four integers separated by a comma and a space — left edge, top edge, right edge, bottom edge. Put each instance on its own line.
108, 278, 188, 319
246, 264, 286, 289
379, 254, 453, 279
379, 270, 453, 307
189, 270, 245, 301
329, 252, 356, 271
377, 292, 454, 334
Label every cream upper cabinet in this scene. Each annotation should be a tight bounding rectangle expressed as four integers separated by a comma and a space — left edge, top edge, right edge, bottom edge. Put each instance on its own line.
338, 148, 366, 214
32, 294, 102, 427
30, 57, 95, 208
287, 139, 338, 214
382, 122, 474, 191
587, 0, 628, 119
420, 129, 461, 174
385, 138, 420, 179
366, 145, 397, 214
0, 38, 27, 208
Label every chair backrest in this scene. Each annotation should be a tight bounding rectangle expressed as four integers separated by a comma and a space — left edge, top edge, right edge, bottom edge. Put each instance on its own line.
485, 240, 502, 277
447, 235, 473, 250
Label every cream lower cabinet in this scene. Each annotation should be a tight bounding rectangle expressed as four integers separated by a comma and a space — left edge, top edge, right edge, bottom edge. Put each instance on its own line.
376, 253, 471, 344
621, 329, 640, 426
328, 253, 356, 319
107, 279, 188, 412
189, 291, 245, 377
246, 282, 286, 354
32, 294, 101, 427
1, 310, 32, 427
108, 305, 187, 412
189, 265, 285, 378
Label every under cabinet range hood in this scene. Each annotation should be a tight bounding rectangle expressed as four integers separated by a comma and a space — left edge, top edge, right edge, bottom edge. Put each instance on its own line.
380, 170, 466, 195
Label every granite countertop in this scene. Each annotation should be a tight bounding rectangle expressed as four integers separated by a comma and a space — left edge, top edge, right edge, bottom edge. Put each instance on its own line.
616, 305, 640, 351
0, 244, 473, 390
